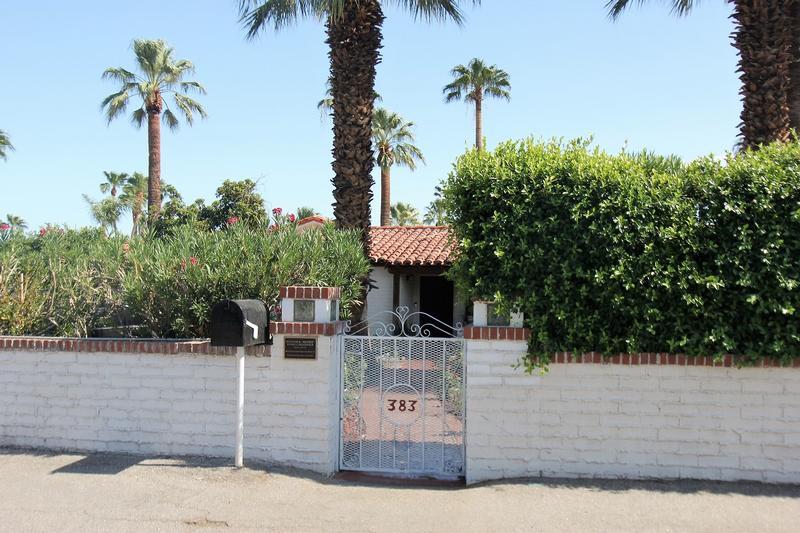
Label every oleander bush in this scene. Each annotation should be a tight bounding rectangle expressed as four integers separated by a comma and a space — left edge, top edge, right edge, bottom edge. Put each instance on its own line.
0, 222, 369, 338
442, 138, 800, 368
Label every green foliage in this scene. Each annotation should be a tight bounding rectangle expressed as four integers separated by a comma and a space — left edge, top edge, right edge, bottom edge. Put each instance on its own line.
0, 223, 369, 338
373, 107, 425, 171
101, 39, 207, 131
152, 179, 267, 235
0, 227, 124, 337
442, 58, 511, 105
390, 202, 421, 226
424, 186, 446, 225
204, 179, 267, 229
296, 206, 319, 220
443, 138, 800, 368
0, 129, 15, 161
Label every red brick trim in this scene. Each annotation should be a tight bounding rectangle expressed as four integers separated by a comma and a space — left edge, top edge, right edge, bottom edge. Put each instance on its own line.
0, 336, 270, 357
463, 326, 530, 341
546, 351, 798, 368
269, 321, 345, 336
279, 286, 342, 300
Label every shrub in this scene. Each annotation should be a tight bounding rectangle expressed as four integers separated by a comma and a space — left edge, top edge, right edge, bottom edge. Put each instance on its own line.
442, 138, 800, 368
0, 222, 369, 338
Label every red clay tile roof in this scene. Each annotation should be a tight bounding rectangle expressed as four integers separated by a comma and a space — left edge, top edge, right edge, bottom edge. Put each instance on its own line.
368, 226, 455, 267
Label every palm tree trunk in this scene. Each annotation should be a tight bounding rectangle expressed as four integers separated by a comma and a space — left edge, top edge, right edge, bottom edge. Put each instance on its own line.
147, 106, 162, 221
789, 1, 800, 133
380, 165, 391, 226
327, 0, 383, 241
731, 0, 793, 150
326, 0, 384, 324
475, 96, 483, 151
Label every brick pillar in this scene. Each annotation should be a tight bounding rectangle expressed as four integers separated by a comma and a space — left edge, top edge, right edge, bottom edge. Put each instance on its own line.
268, 286, 344, 474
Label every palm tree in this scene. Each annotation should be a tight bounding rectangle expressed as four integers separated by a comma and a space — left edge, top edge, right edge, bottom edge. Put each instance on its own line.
83, 195, 125, 236
100, 171, 129, 198
423, 186, 446, 225
5, 214, 26, 230
390, 202, 421, 226
443, 58, 511, 152
0, 130, 13, 161
239, 0, 473, 244
606, 0, 795, 149
373, 108, 425, 226
101, 39, 207, 221
120, 172, 147, 236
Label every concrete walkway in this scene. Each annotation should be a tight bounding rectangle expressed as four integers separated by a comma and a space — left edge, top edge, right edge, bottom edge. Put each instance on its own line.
1, 448, 798, 532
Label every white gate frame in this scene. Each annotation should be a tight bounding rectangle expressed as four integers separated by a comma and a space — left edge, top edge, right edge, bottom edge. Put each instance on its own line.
338, 307, 467, 478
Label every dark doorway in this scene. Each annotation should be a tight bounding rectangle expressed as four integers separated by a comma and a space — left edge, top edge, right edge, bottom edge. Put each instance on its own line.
419, 276, 455, 336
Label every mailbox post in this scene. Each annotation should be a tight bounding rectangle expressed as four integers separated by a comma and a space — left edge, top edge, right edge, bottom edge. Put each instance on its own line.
210, 299, 269, 468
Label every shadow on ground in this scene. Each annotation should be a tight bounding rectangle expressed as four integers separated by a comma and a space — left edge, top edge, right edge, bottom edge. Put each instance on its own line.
2, 446, 799, 498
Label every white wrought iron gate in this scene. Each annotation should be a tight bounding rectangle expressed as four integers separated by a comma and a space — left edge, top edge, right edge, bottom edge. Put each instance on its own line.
339, 307, 465, 477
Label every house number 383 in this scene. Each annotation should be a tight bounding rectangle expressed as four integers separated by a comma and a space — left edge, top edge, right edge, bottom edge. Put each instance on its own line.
386, 399, 417, 412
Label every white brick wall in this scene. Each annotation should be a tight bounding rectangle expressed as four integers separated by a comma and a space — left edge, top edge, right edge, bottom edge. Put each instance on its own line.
465, 340, 800, 484
0, 334, 339, 474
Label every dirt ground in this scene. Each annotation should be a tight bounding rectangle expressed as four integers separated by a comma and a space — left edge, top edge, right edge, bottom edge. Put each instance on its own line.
0, 447, 798, 533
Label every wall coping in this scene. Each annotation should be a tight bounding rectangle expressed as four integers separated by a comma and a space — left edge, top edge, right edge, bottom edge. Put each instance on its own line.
0, 336, 271, 357
270, 321, 345, 336
279, 286, 341, 300
547, 351, 800, 368
464, 326, 530, 340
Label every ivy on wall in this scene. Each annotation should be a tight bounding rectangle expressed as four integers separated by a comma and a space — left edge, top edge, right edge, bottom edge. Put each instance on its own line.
442, 138, 800, 368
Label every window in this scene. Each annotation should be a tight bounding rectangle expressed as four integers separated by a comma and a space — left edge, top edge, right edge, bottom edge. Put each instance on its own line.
487, 303, 510, 327
294, 300, 315, 322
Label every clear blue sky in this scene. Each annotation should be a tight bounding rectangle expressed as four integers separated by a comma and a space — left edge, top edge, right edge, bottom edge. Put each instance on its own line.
0, 0, 738, 231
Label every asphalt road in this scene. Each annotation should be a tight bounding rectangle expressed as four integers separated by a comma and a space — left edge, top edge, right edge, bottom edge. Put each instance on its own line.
0, 448, 798, 533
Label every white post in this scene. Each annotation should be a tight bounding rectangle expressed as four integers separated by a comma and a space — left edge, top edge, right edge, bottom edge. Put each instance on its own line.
235, 346, 245, 468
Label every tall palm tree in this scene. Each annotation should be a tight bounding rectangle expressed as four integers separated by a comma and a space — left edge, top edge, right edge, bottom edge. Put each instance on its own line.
443, 58, 511, 152
373, 108, 425, 226
120, 172, 147, 236
239, 0, 474, 244
390, 202, 421, 226
0, 130, 13, 161
606, 0, 796, 149
101, 39, 207, 221
100, 171, 129, 198
5, 214, 26, 230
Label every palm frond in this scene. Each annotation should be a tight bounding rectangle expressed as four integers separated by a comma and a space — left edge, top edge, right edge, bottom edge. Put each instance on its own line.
606, 0, 697, 20
0, 129, 14, 161
130, 107, 147, 128
100, 89, 132, 124
102, 39, 206, 132
173, 93, 208, 126
238, 0, 328, 38
162, 108, 180, 131
101, 67, 138, 84
179, 80, 206, 94
390, 0, 481, 24
443, 58, 511, 103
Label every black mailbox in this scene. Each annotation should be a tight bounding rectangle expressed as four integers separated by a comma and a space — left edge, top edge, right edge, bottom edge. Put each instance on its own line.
210, 299, 270, 347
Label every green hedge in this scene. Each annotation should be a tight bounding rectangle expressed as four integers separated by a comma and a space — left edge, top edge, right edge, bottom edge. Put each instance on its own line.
442, 138, 800, 368
0, 223, 369, 338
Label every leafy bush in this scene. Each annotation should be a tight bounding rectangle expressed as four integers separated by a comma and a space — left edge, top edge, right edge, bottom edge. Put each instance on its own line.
0, 222, 369, 338
442, 138, 800, 367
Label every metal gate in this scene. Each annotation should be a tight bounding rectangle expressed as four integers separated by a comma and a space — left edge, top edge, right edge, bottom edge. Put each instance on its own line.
339, 307, 465, 478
